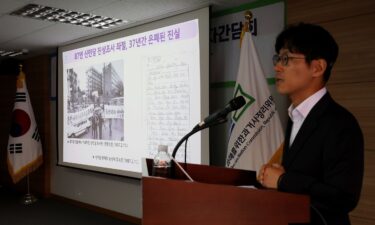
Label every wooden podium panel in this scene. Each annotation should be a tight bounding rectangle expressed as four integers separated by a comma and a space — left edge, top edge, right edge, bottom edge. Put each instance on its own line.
142, 159, 310, 225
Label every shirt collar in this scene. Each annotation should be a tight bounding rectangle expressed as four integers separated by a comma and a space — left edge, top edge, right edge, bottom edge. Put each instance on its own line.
288, 87, 327, 122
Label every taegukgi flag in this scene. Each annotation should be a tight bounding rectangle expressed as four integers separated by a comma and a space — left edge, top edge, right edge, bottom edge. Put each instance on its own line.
226, 27, 284, 171
7, 67, 43, 183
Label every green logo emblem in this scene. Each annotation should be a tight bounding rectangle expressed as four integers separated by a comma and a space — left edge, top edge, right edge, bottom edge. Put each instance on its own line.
232, 84, 255, 122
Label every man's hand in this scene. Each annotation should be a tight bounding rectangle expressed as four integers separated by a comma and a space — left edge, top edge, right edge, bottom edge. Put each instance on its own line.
257, 163, 285, 189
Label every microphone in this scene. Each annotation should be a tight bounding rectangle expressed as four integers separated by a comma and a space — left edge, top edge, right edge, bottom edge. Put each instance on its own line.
171, 96, 246, 158
197, 96, 246, 129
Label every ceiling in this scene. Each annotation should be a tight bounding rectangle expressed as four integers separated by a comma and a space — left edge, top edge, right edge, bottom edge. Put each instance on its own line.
0, 0, 255, 59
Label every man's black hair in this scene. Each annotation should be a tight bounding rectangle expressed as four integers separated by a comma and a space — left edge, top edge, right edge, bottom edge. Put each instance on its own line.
275, 23, 339, 82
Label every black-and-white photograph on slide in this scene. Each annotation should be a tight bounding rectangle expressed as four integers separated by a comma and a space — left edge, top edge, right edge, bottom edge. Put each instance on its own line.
66, 59, 124, 141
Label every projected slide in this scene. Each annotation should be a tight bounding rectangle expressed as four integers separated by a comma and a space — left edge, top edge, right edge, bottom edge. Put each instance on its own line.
61, 19, 201, 175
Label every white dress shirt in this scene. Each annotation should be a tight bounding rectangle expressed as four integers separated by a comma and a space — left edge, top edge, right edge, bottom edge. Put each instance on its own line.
288, 87, 327, 147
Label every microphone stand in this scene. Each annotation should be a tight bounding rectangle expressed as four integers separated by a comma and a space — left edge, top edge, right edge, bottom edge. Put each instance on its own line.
171, 118, 227, 158
171, 126, 200, 158
170, 118, 227, 179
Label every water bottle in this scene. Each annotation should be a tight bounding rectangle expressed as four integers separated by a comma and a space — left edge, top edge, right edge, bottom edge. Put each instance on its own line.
152, 145, 172, 178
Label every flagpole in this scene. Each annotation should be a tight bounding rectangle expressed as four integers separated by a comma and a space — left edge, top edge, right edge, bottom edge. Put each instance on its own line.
22, 168, 37, 205
19, 64, 38, 205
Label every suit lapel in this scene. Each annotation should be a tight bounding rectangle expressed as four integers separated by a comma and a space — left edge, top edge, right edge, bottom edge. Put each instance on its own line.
284, 115, 318, 168
282, 93, 333, 169
281, 119, 293, 166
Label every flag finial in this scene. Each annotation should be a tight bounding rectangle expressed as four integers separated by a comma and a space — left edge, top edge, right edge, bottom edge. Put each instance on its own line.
245, 10, 252, 22
240, 10, 253, 46
243, 11, 252, 33
17, 64, 25, 88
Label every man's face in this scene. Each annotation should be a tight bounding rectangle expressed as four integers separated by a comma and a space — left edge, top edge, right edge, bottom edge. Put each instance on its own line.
274, 48, 314, 96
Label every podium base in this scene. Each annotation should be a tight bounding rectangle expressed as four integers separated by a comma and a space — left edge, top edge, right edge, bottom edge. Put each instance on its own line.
21, 193, 37, 205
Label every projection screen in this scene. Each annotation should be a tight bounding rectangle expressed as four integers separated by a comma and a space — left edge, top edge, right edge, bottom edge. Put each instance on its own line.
57, 7, 209, 178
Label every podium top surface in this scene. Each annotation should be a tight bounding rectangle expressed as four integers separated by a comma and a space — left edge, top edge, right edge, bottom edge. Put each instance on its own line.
142, 158, 258, 186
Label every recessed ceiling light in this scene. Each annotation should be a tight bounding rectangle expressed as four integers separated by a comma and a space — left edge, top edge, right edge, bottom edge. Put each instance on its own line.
10, 4, 128, 29
0, 49, 28, 58
9, 51, 24, 57
1, 51, 14, 57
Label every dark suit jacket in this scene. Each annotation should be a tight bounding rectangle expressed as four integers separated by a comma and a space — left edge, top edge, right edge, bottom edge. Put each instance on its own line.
278, 92, 364, 225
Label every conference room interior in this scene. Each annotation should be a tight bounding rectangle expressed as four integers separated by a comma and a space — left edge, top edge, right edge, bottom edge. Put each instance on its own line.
0, 0, 374, 225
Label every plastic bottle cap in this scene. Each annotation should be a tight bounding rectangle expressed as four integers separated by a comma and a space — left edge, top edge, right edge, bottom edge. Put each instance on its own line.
158, 145, 168, 152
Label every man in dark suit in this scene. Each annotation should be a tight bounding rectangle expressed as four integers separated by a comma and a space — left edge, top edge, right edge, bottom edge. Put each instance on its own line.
258, 23, 364, 225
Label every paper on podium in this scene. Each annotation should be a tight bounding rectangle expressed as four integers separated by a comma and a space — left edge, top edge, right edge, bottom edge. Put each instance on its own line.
237, 185, 257, 189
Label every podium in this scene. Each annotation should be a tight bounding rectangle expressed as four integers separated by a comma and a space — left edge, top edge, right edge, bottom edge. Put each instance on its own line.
142, 159, 310, 225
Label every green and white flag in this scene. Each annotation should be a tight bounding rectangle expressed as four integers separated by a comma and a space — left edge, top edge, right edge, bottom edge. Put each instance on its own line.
226, 30, 283, 171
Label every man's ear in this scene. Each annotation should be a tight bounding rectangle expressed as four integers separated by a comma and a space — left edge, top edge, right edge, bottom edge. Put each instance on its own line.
311, 59, 327, 79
